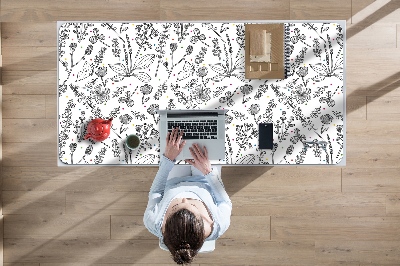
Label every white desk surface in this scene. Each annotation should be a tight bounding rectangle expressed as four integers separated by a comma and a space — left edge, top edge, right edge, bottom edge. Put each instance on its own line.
58, 21, 346, 165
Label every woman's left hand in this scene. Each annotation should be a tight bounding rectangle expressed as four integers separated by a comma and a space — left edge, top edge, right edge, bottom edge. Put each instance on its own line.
164, 127, 186, 161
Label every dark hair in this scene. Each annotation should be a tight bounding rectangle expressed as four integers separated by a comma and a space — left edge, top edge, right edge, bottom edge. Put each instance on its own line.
163, 208, 206, 264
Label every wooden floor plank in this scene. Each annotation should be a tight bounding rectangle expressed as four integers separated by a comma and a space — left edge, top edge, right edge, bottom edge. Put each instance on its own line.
2, 167, 113, 192
397, 24, 400, 48
346, 96, 366, 120
160, 0, 290, 20
4, 214, 110, 240
2, 70, 56, 95
351, 0, 376, 24
66, 191, 148, 216
386, 194, 400, 216
4, 263, 40, 266
2, 191, 65, 215
347, 23, 397, 49
316, 240, 400, 264
2, 49, 57, 71
2, 95, 46, 119
347, 120, 400, 145
290, 0, 351, 20
351, 0, 400, 25
272, 216, 400, 241
221, 216, 270, 241
0, 0, 160, 22
346, 143, 400, 168
232, 192, 386, 217
4, 238, 315, 265
223, 166, 341, 194
110, 216, 155, 240
45, 95, 57, 119
2, 142, 57, 167
343, 168, 400, 193
41, 264, 196, 266
367, 96, 400, 120
0, 216, 3, 266
346, 49, 400, 96
3, 238, 161, 264
1, 23, 56, 46
2, 166, 155, 192
2, 119, 56, 143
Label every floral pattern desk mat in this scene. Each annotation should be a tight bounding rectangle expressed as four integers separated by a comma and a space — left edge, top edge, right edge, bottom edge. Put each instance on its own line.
58, 21, 345, 165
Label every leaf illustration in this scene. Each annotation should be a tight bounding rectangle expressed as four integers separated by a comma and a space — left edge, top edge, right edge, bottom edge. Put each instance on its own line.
310, 63, 328, 75
210, 63, 227, 75
336, 73, 344, 80
133, 72, 151, 83
183, 61, 194, 71
111, 75, 125, 82
211, 74, 226, 82
120, 23, 129, 32
177, 61, 194, 81
234, 55, 245, 69
77, 62, 93, 81
233, 73, 246, 82
236, 154, 256, 164
135, 154, 156, 164
333, 58, 344, 71
133, 54, 155, 69
321, 25, 330, 33
312, 75, 324, 82
109, 63, 128, 75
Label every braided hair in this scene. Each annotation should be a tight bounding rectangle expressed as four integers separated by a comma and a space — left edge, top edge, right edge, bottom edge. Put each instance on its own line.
163, 208, 206, 264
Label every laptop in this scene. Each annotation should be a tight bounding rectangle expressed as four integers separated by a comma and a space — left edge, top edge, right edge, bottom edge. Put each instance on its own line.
158, 109, 228, 160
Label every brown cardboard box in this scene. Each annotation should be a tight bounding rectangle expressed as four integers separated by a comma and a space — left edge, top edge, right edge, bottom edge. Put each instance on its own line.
245, 23, 285, 79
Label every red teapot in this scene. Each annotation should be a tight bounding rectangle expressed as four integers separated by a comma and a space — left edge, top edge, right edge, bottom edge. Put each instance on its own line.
84, 117, 113, 142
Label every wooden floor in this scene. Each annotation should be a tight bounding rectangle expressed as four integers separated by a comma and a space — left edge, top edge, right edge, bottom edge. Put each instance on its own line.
1, 0, 400, 265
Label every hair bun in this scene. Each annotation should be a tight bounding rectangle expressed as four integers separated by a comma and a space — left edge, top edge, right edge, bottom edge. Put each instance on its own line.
174, 247, 193, 264
180, 242, 191, 250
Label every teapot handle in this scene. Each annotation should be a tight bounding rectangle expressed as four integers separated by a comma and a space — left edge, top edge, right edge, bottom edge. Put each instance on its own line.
84, 133, 91, 140
103, 117, 113, 124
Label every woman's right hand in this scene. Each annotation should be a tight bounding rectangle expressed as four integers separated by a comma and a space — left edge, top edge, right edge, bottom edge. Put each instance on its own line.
185, 144, 212, 175
164, 127, 186, 161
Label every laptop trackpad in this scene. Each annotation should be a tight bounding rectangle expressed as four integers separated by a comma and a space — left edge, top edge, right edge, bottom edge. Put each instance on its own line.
179, 141, 205, 160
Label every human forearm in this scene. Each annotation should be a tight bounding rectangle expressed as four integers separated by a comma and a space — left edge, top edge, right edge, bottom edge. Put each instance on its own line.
205, 167, 231, 205
149, 154, 175, 194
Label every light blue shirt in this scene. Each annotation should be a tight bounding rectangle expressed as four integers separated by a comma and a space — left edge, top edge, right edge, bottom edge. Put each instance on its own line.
144, 155, 232, 241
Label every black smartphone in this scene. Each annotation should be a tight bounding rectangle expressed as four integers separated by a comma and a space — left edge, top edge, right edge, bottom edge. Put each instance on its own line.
259, 123, 273, 149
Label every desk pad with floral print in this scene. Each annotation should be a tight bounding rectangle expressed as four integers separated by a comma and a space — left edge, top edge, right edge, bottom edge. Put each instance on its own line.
58, 22, 345, 165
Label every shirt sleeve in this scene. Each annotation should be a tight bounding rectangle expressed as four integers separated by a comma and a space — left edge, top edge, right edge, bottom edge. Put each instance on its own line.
205, 167, 232, 238
143, 154, 175, 237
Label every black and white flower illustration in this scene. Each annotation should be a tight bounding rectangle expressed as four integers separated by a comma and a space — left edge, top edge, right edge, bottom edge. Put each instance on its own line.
290, 28, 307, 45
147, 104, 159, 124
192, 85, 211, 104
219, 90, 236, 107
209, 35, 245, 82
140, 84, 153, 104
240, 84, 253, 103
109, 54, 155, 83
248, 104, 260, 123
292, 84, 311, 104
118, 91, 135, 107
90, 84, 110, 104
190, 28, 207, 46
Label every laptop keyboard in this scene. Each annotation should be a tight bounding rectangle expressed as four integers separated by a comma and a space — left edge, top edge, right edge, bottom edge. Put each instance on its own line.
168, 120, 218, 139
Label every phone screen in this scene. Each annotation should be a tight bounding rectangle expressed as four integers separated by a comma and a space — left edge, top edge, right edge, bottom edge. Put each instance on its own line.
259, 123, 273, 149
